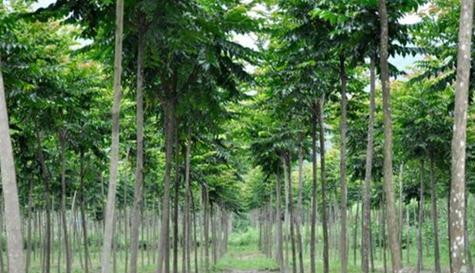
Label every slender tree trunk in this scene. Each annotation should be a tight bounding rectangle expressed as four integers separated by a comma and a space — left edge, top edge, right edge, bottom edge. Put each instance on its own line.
464, 188, 474, 273
58, 131, 72, 273
172, 142, 180, 273
211, 205, 218, 265
283, 155, 297, 273
79, 151, 90, 273
382, 204, 387, 273
129, 22, 145, 273
398, 164, 404, 263
449, 0, 474, 272
203, 185, 210, 272
362, 54, 376, 273
378, 1, 402, 271
428, 157, 441, 273
406, 207, 410, 266
0, 200, 5, 273
276, 173, 284, 273
26, 177, 33, 273
417, 160, 424, 273
353, 201, 359, 265
284, 153, 290, 268
317, 98, 329, 273
101, 0, 124, 271
310, 101, 318, 273
37, 132, 51, 273
339, 53, 348, 273
0, 56, 25, 273
191, 190, 199, 273
157, 98, 176, 273
296, 142, 304, 273
184, 140, 191, 273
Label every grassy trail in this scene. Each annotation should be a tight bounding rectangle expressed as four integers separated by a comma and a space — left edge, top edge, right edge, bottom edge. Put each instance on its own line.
213, 245, 279, 273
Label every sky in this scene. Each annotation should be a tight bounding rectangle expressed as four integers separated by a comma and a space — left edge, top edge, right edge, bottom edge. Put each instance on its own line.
33, 0, 423, 73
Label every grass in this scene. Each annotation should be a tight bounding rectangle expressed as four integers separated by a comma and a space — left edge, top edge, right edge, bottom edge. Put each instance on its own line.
213, 246, 279, 272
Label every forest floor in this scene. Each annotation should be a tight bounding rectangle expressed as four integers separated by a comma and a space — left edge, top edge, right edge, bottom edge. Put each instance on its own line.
213, 246, 279, 273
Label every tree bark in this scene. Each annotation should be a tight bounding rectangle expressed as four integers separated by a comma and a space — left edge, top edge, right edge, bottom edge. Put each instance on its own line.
172, 137, 180, 273
58, 131, 72, 273
310, 101, 318, 273
276, 173, 284, 272
101, 0, 124, 271
183, 140, 191, 273
129, 23, 145, 273
398, 164, 404, 262
296, 142, 304, 273
36, 132, 51, 273
378, 1, 402, 271
283, 155, 297, 273
429, 157, 441, 273
191, 190, 199, 273
449, 0, 474, 272
417, 160, 424, 273
362, 54, 376, 273
0, 56, 25, 273
339, 53, 348, 273
203, 185, 210, 272
26, 177, 33, 273
79, 151, 90, 273
157, 97, 176, 273
317, 98, 329, 273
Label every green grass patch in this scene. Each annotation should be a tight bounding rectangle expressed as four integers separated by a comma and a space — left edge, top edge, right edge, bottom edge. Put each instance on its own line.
213, 249, 279, 272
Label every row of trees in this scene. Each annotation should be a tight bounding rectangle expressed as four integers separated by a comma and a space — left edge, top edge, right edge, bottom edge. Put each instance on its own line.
1, 0, 257, 273
0, 0, 475, 273
243, 1, 475, 273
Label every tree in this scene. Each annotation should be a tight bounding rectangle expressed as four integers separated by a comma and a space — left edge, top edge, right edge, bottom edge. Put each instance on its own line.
128, 13, 146, 273
362, 54, 376, 273
100, 0, 124, 272
449, 0, 474, 272
378, 0, 402, 271
0, 55, 26, 273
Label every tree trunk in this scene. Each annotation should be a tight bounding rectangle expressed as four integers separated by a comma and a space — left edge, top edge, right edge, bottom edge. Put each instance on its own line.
0, 56, 25, 273
26, 177, 33, 273
0, 200, 5, 273
172, 143, 180, 273
353, 201, 359, 266
429, 157, 441, 273
211, 205, 218, 265
58, 131, 72, 273
129, 22, 145, 273
310, 101, 318, 273
276, 173, 284, 272
184, 140, 191, 273
157, 97, 176, 273
37, 132, 51, 273
449, 0, 474, 272
398, 164, 404, 263
378, 1, 402, 271
317, 98, 329, 273
101, 0, 124, 271
283, 155, 297, 273
203, 185, 210, 272
417, 160, 424, 273
339, 53, 348, 273
284, 153, 290, 268
464, 188, 474, 273
296, 142, 304, 273
191, 190, 199, 273
79, 151, 91, 273
362, 54, 376, 273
